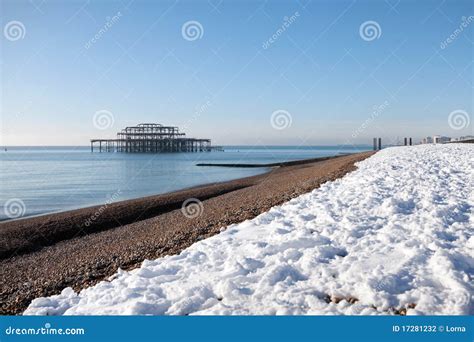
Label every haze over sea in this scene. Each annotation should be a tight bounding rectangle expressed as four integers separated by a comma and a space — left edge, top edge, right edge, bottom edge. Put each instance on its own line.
0, 145, 370, 220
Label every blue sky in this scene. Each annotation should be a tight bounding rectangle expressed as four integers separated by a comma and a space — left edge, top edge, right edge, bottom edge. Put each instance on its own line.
1, 0, 473, 145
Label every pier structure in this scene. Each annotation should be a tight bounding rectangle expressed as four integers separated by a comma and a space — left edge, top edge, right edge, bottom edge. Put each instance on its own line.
91, 123, 220, 153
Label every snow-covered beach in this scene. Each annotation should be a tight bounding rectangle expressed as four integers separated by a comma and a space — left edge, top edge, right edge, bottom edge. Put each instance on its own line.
25, 144, 473, 316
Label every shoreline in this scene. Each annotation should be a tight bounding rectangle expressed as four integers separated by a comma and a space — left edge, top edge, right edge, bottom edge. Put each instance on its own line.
0, 165, 269, 225
0, 152, 374, 314
0, 154, 349, 224
0, 169, 270, 258
0, 154, 356, 259
0, 152, 358, 223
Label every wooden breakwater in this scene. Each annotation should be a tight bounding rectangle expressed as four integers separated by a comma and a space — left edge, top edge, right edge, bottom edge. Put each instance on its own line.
196, 153, 354, 168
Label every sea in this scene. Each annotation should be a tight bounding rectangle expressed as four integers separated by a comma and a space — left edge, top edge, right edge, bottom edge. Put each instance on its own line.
0, 145, 371, 221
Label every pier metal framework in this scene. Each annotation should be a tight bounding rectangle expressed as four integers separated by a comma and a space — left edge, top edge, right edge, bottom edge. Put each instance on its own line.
91, 123, 218, 153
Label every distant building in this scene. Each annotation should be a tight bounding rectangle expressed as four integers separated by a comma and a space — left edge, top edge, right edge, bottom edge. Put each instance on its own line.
422, 136, 433, 144
421, 135, 472, 144
433, 135, 451, 144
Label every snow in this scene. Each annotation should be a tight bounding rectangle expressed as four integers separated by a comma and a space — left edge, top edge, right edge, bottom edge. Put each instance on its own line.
24, 144, 473, 315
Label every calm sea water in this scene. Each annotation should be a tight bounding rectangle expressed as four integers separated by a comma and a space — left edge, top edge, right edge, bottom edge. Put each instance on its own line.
0, 145, 370, 220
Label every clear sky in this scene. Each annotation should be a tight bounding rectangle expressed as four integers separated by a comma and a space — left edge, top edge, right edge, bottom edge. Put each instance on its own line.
1, 0, 473, 146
